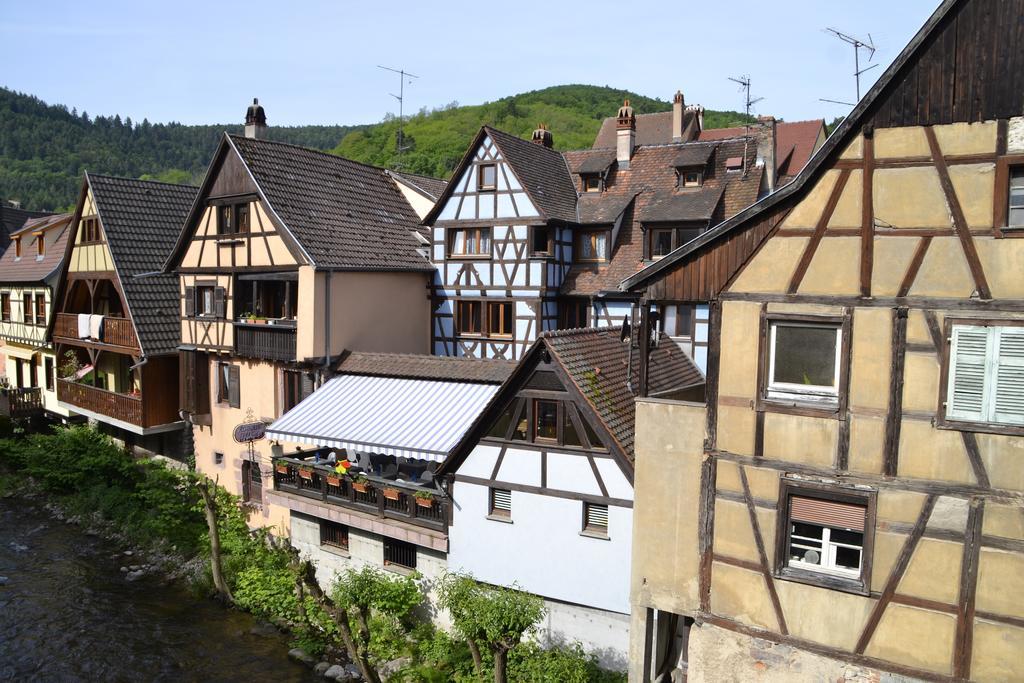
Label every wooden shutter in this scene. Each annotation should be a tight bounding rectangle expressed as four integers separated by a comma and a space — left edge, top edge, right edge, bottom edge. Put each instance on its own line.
947, 325, 990, 421
993, 328, 1024, 425
196, 355, 211, 414
300, 372, 315, 401
214, 287, 226, 319
180, 350, 196, 413
228, 364, 240, 408
790, 496, 866, 532
184, 287, 195, 317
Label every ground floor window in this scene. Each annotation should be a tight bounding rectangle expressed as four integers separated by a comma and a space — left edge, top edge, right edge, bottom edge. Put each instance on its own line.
241, 460, 262, 507
320, 520, 349, 551
383, 537, 417, 570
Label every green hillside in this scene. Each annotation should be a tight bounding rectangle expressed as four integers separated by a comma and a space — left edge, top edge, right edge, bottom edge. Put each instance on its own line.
0, 85, 754, 211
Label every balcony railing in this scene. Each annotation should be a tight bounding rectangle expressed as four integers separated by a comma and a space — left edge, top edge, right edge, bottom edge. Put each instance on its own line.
272, 457, 448, 533
0, 387, 43, 419
58, 379, 142, 426
53, 313, 138, 350
234, 322, 297, 362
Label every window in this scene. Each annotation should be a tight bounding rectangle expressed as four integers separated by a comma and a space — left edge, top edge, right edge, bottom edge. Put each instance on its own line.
22, 293, 32, 325
477, 163, 497, 191
648, 226, 703, 260
81, 217, 101, 244
582, 503, 609, 537
457, 300, 482, 335
241, 460, 262, 506
658, 303, 694, 339
1, 293, 9, 322
531, 226, 550, 255
44, 357, 54, 391
561, 299, 589, 329
944, 323, 1024, 428
1009, 168, 1024, 228
34, 294, 46, 327
320, 520, 350, 550
217, 205, 233, 235
214, 452, 224, 466
449, 227, 491, 256
489, 488, 512, 519
583, 175, 602, 193
680, 169, 703, 188
766, 320, 842, 402
190, 284, 225, 319
35, 235, 44, 258
236, 204, 250, 233
576, 231, 608, 263
235, 279, 297, 322
488, 302, 513, 338
383, 537, 417, 570
13, 238, 21, 259
218, 362, 240, 408
651, 229, 674, 258
775, 481, 874, 593
533, 399, 558, 441
29, 356, 38, 388
996, 158, 1024, 233
283, 370, 313, 414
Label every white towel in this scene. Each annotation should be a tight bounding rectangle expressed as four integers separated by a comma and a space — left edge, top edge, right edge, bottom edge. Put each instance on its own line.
77, 313, 90, 339
89, 314, 104, 340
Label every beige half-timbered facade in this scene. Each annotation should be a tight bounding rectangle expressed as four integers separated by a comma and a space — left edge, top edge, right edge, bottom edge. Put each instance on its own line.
624, 1, 1024, 680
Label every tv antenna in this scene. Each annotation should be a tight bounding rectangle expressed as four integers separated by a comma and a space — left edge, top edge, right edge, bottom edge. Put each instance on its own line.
728, 75, 764, 122
820, 27, 877, 105
377, 65, 419, 168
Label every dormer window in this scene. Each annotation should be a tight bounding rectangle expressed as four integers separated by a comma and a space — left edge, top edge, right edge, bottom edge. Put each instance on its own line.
13, 238, 20, 260
679, 169, 703, 188
583, 175, 602, 193
35, 235, 44, 258
725, 156, 744, 173
478, 164, 497, 191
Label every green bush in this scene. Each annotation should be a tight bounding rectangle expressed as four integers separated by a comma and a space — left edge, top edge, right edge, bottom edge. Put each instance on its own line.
509, 641, 626, 683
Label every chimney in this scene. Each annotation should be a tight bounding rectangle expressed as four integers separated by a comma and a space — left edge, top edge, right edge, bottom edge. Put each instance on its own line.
754, 115, 778, 193
244, 97, 268, 139
616, 100, 636, 169
672, 91, 685, 142
532, 123, 553, 148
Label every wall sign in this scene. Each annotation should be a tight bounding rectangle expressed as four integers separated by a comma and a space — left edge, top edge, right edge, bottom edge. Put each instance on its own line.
233, 421, 267, 443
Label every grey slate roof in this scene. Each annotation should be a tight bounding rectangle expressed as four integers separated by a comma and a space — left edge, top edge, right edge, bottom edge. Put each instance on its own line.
576, 192, 637, 225
391, 171, 448, 200
336, 351, 515, 384
228, 135, 433, 271
575, 150, 617, 175
485, 127, 579, 223
639, 186, 726, 223
0, 214, 72, 284
88, 174, 198, 356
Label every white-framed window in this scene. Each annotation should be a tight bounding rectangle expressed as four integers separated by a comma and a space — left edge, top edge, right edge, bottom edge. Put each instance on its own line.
787, 495, 865, 578
946, 324, 1024, 426
767, 321, 842, 402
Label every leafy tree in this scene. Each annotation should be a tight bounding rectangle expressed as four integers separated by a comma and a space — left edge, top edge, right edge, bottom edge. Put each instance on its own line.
439, 572, 545, 683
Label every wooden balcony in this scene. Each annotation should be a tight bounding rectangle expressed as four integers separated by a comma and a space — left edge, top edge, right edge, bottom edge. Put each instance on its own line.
53, 313, 139, 351
56, 379, 178, 430
234, 322, 297, 362
0, 387, 44, 419
272, 457, 449, 533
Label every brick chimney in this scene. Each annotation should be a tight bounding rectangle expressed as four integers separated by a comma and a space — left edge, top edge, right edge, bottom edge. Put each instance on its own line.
616, 100, 636, 169
532, 123, 553, 148
244, 97, 267, 139
672, 91, 685, 142
754, 115, 778, 193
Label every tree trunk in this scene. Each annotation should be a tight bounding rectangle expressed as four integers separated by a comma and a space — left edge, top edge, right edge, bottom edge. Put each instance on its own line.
493, 646, 509, 683
467, 638, 483, 676
196, 477, 232, 604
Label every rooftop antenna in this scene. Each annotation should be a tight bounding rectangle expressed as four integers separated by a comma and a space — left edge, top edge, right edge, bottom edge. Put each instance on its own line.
377, 65, 419, 169
820, 27, 877, 106
727, 75, 764, 123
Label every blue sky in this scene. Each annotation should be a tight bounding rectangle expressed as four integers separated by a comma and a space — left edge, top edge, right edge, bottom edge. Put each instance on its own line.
1, 0, 940, 127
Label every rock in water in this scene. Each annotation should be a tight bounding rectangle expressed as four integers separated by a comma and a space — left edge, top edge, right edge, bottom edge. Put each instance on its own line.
287, 648, 317, 666
323, 664, 347, 680
0, 576, 8, 586
313, 662, 331, 675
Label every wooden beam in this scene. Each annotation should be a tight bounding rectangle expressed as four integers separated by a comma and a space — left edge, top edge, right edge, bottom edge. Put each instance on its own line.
861, 132, 875, 297
855, 494, 937, 654
953, 498, 985, 680
705, 301, 722, 452
788, 169, 852, 294
959, 431, 992, 489
698, 457, 717, 612
924, 126, 991, 299
883, 308, 909, 477
897, 236, 933, 298
739, 465, 788, 635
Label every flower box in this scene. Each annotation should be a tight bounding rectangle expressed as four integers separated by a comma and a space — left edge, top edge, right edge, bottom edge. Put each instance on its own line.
298, 468, 314, 481
326, 474, 342, 487
353, 481, 369, 493
275, 463, 289, 475
382, 487, 401, 501
415, 497, 434, 509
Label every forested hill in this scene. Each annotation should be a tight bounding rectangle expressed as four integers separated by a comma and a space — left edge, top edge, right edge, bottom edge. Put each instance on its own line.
0, 85, 754, 211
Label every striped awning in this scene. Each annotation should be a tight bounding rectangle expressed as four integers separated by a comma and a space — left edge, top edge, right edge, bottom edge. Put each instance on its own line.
266, 374, 499, 462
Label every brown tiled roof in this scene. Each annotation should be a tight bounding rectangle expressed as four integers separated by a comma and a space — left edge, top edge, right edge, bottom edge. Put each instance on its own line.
87, 174, 198, 356
776, 119, 827, 179
228, 135, 434, 272
592, 110, 696, 149
336, 351, 515, 384
640, 187, 725, 223
0, 214, 72, 284
544, 326, 703, 459
576, 192, 637, 225
673, 143, 717, 168
575, 150, 618, 175
391, 171, 448, 200
486, 127, 579, 223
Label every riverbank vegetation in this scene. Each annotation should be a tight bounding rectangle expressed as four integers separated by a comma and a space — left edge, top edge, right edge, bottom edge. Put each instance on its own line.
0, 425, 624, 682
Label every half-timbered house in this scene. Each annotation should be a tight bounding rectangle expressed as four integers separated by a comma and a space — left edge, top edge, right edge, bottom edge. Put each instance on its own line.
51, 174, 196, 457
164, 104, 440, 528
623, 1, 1024, 680
0, 213, 73, 420
425, 92, 769, 371
439, 326, 702, 668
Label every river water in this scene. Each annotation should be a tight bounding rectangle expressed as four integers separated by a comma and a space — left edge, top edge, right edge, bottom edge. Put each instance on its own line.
0, 496, 315, 682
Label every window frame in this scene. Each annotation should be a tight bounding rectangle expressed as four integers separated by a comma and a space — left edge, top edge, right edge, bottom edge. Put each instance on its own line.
937, 317, 1024, 436
456, 300, 483, 336
575, 230, 609, 263
13, 237, 21, 260
22, 293, 32, 326
994, 154, 1024, 237
650, 228, 675, 259
35, 234, 45, 258
477, 163, 497, 192
80, 217, 102, 244
560, 298, 589, 329
678, 168, 703, 188
488, 301, 514, 339
320, 520, 350, 552
582, 175, 602, 193
34, 293, 46, 327
530, 225, 551, 256
532, 398, 559, 443
773, 478, 876, 595
448, 227, 492, 258
44, 357, 55, 392
383, 537, 417, 571
758, 311, 851, 417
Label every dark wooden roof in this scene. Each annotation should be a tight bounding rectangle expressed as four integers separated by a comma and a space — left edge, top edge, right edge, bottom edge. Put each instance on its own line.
622, 0, 1010, 297
226, 135, 434, 272
485, 127, 579, 223
336, 351, 515, 384
87, 174, 198, 356
592, 110, 697, 149
0, 214, 72, 284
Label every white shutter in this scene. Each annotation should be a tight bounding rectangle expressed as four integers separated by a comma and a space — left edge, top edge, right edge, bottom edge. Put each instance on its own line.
947, 325, 990, 421
993, 328, 1024, 425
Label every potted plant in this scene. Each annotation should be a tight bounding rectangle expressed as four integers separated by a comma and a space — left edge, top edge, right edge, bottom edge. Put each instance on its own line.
352, 474, 369, 493
298, 465, 314, 481
382, 485, 401, 501
275, 461, 290, 475
414, 490, 435, 509
326, 466, 343, 487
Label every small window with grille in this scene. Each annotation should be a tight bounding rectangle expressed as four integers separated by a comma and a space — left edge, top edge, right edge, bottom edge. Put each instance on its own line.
582, 502, 609, 538
320, 520, 349, 551
489, 488, 512, 520
383, 537, 417, 571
